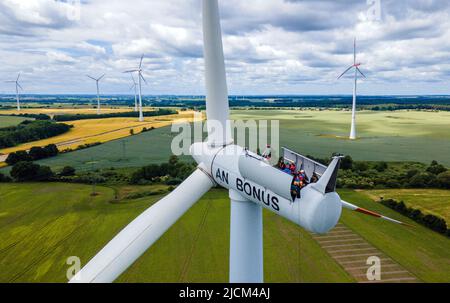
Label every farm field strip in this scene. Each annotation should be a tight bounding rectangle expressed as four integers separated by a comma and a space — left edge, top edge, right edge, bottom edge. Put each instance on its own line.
0, 116, 31, 127
231, 109, 450, 166
0, 107, 136, 117
360, 189, 450, 222
312, 223, 419, 283
0, 111, 198, 156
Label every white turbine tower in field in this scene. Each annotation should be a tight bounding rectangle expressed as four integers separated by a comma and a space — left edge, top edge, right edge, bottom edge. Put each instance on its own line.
70, 0, 408, 283
130, 73, 138, 112
86, 74, 105, 114
338, 38, 366, 140
124, 55, 147, 122
5, 73, 23, 111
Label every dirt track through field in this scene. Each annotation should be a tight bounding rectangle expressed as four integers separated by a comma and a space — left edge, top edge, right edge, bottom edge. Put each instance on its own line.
312, 223, 419, 283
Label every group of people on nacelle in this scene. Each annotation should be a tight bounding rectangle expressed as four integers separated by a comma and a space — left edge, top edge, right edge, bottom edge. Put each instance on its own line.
277, 157, 319, 201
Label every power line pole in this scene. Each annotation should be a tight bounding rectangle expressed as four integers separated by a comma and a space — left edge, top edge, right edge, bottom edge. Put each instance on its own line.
91, 157, 96, 196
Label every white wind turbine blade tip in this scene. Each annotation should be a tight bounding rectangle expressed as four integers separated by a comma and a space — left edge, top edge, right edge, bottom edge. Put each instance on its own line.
98, 74, 106, 81
341, 200, 413, 227
140, 73, 148, 85
69, 168, 214, 283
356, 67, 366, 78
139, 54, 144, 69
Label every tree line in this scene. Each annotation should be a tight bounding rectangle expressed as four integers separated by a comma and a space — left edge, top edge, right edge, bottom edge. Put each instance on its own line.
381, 198, 450, 238
6, 144, 59, 165
0, 120, 71, 148
306, 155, 450, 190
0, 155, 195, 186
5, 113, 52, 120
52, 109, 177, 121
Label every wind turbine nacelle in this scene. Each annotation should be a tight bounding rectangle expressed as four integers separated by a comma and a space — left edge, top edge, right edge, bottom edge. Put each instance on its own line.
190, 143, 342, 234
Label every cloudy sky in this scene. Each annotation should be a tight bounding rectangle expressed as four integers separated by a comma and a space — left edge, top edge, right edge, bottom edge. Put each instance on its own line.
0, 0, 449, 95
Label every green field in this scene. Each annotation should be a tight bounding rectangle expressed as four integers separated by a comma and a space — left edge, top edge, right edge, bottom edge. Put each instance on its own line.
0, 183, 352, 282
0, 126, 190, 174
338, 189, 450, 282
2, 109, 449, 175
360, 189, 450, 222
232, 109, 450, 166
0, 116, 30, 128
0, 183, 449, 282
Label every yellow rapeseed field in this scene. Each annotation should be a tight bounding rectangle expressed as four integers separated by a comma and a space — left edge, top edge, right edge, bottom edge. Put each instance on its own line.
0, 111, 200, 156
0, 106, 135, 118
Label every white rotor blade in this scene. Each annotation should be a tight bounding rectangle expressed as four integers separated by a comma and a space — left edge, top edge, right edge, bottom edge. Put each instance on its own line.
341, 200, 412, 226
353, 37, 356, 65
123, 70, 138, 74
139, 54, 144, 69
356, 67, 366, 78
337, 66, 353, 79
86, 75, 96, 81
140, 72, 148, 85
17, 73, 20, 82
70, 168, 214, 283
98, 74, 105, 81
202, 0, 232, 146
130, 73, 137, 84
17, 83, 23, 90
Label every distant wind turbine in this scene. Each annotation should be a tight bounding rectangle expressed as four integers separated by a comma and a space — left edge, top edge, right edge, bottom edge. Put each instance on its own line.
86, 74, 105, 114
5, 73, 23, 111
124, 54, 147, 122
338, 38, 366, 140
129, 73, 138, 112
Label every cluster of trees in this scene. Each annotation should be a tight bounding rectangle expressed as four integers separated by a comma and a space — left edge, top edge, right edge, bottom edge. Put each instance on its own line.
8, 113, 52, 120
381, 198, 450, 238
0, 162, 76, 183
6, 144, 59, 165
339, 161, 450, 190
0, 120, 71, 148
9, 161, 54, 182
53, 109, 177, 121
130, 156, 196, 185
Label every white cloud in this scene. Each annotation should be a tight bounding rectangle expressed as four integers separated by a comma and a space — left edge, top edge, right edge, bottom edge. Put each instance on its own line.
0, 0, 449, 95
46, 51, 77, 63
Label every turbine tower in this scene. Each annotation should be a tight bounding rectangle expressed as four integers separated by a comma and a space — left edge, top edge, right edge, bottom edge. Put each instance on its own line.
338, 38, 366, 140
5, 73, 23, 111
86, 74, 105, 114
70, 0, 408, 283
130, 73, 138, 112
124, 55, 147, 122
